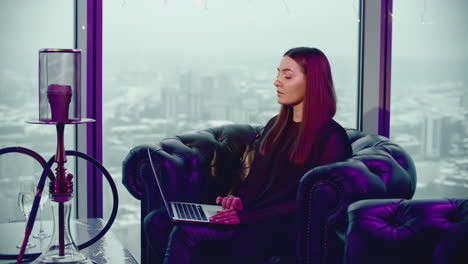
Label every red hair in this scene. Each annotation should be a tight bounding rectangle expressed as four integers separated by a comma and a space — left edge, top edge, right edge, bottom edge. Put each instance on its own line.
260, 47, 336, 166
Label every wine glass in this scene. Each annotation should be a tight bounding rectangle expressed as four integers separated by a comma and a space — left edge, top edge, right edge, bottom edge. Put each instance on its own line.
17, 180, 36, 249
32, 183, 50, 239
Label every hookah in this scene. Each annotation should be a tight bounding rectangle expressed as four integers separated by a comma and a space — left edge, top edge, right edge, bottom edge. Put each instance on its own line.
0, 49, 118, 263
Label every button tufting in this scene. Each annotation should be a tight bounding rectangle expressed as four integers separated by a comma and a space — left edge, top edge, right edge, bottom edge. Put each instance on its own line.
447, 211, 460, 222
386, 216, 402, 227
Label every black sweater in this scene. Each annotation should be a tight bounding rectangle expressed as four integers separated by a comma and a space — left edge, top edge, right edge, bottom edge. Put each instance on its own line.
236, 116, 352, 224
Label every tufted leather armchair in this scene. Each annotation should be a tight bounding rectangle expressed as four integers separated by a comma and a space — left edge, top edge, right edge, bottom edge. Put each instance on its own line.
345, 199, 468, 264
122, 124, 416, 264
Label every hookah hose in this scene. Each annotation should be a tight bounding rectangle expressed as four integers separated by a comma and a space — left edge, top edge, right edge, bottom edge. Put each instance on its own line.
0, 147, 54, 181
0, 147, 54, 262
0, 147, 119, 261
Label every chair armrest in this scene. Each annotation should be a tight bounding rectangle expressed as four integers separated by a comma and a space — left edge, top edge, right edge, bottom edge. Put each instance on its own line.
122, 144, 167, 214
296, 130, 417, 264
122, 144, 157, 201
296, 159, 388, 264
295, 139, 416, 264
122, 137, 221, 215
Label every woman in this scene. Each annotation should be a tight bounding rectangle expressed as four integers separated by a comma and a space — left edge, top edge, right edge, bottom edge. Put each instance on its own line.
145, 47, 352, 264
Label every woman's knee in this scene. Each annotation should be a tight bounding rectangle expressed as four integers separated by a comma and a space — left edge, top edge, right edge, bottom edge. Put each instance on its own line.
169, 225, 199, 248
169, 225, 230, 248
144, 209, 171, 232
229, 224, 293, 263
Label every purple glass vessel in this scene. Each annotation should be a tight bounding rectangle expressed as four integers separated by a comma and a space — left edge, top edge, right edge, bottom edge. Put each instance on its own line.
47, 84, 72, 122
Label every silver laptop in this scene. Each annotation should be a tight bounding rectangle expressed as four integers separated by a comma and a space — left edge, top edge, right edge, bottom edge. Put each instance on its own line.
147, 149, 223, 223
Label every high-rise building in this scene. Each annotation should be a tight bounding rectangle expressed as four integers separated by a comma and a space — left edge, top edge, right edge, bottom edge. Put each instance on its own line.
421, 115, 442, 158
161, 83, 178, 119
179, 71, 202, 120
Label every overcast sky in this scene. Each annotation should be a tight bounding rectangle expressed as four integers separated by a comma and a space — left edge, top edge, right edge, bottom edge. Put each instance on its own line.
1, 0, 467, 72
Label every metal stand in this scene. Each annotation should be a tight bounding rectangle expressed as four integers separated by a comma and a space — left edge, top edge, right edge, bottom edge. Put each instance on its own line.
24, 119, 95, 264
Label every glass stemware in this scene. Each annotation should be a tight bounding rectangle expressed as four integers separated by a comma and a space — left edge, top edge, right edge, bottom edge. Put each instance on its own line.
17, 180, 36, 249
32, 183, 50, 239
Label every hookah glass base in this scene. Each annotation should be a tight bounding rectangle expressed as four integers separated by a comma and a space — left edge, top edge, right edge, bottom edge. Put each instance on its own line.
33, 251, 94, 264
33, 198, 93, 264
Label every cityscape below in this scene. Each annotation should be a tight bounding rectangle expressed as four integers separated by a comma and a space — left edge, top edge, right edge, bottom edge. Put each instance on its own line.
1, 58, 467, 261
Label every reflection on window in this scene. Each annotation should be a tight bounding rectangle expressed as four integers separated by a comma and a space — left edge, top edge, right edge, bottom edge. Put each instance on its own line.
391, 0, 468, 199
103, 0, 359, 260
0, 0, 75, 223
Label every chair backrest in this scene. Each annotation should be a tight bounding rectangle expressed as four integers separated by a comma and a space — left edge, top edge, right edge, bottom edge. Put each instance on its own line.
122, 124, 262, 204
123, 126, 417, 203
346, 128, 417, 198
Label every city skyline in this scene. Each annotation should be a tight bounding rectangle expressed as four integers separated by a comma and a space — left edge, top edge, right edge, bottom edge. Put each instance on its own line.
2, 0, 467, 261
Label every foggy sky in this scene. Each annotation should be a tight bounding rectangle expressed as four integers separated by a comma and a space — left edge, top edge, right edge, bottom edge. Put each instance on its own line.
1, 0, 467, 72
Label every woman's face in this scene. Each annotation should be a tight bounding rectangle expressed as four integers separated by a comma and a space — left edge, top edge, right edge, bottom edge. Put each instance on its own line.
274, 56, 306, 107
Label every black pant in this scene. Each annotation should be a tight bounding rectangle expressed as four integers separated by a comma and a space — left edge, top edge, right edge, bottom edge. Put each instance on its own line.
144, 209, 295, 264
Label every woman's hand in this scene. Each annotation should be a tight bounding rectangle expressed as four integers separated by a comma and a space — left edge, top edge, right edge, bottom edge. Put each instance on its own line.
215, 195, 243, 210
210, 196, 243, 224
209, 208, 240, 225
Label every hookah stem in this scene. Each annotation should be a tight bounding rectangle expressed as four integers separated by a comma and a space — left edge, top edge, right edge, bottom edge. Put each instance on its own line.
59, 202, 65, 256
56, 124, 67, 256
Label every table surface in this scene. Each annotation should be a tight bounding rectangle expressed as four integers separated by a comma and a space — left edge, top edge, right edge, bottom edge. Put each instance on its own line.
0, 219, 138, 264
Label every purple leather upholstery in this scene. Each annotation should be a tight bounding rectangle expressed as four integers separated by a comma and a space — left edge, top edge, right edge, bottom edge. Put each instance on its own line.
296, 129, 416, 264
122, 125, 416, 264
345, 199, 468, 264
122, 124, 262, 263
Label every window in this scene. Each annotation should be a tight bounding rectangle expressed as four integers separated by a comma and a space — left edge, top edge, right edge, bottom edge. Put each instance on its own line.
103, 0, 360, 260
391, 0, 468, 198
0, 1, 75, 222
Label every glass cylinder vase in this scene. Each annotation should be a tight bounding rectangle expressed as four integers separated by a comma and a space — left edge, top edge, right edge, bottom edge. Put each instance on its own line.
38, 49, 81, 122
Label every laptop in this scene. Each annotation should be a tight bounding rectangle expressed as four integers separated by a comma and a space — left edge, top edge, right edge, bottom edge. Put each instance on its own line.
147, 149, 223, 223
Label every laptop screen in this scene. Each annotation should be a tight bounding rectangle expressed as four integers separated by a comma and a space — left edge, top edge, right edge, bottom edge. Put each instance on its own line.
147, 149, 172, 215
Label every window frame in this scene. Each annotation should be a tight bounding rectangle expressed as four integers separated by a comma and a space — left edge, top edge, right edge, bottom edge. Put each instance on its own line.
76, 0, 103, 219
77, 0, 393, 218
358, 0, 393, 137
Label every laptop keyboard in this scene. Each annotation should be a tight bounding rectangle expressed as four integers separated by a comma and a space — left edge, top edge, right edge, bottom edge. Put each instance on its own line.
174, 202, 208, 221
